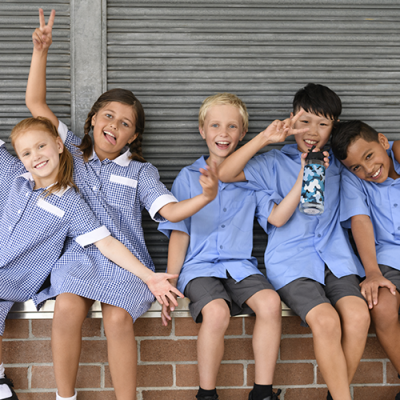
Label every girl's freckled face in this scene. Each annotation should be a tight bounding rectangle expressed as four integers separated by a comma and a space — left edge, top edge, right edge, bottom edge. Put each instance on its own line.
91, 101, 138, 161
14, 129, 63, 189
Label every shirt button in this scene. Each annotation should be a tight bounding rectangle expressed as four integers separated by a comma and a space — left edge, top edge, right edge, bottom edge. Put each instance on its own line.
223, 208, 227, 212
220, 245, 223, 249
398, 227, 400, 231
319, 250, 322, 253
17, 210, 21, 214
394, 203, 398, 207
93, 186, 97, 191
25, 192, 29, 197
317, 234, 321, 238
221, 225, 225, 228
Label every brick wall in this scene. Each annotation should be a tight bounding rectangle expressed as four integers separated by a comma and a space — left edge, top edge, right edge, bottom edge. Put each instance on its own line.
2, 316, 399, 400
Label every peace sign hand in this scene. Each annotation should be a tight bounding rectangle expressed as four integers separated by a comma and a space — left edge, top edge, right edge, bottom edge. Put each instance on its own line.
32, 8, 55, 51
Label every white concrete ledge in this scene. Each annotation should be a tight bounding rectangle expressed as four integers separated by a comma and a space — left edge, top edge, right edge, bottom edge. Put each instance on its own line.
7, 298, 295, 319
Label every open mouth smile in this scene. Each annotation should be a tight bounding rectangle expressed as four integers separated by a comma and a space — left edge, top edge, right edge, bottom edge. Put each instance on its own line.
104, 130, 117, 145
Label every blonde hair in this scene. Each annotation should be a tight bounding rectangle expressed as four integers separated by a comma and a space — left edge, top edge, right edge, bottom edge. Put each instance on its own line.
10, 117, 77, 196
198, 93, 248, 131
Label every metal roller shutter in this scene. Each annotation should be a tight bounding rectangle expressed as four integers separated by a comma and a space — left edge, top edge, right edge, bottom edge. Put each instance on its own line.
0, 1, 71, 150
107, 0, 400, 272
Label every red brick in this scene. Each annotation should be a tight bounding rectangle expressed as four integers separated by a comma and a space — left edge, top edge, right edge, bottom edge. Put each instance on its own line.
142, 389, 197, 400
17, 393, 55, 400
217, 389, 253, 399
223, 338, 253, 360
387, 362, 400, 384
175, 317, 243, 337
4, 367, 28, 390
31, 320, 52, 338
281, 316, 312, 335
176, 363, 244, 387
134, 318, 172, 337
73, 392, 116, 400
362, 337, 388, 359
140, 339, 197, 362
137, 365, 173, 387
3, 340, 52, 363
3, 320, 29, 339
284, 388, 328, 400
247, 362, 314, 386
280, 338, 315, 360
31, 365, 101, 389
80, 339, 108, 363
354, 385, 400, 399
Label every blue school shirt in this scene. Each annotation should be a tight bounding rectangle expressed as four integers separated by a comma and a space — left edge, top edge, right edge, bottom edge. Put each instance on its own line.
34, 121, 179, 322
340, 146, 400, 271
158, 156, 276, 293
242, 144, 364, 290
0, 140, 27, 216
0, 172, 110, 302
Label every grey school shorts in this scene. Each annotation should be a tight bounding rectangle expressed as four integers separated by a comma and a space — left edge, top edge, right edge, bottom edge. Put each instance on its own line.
184, 274, 274, 323
378, 264, 400, 293
277, 267, 364, 323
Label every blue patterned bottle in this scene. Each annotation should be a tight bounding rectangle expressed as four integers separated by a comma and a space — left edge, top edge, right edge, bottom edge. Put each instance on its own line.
299, 149, 325, 215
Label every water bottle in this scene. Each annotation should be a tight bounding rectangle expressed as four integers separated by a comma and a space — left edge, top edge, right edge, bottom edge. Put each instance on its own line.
299, 148, 325, 215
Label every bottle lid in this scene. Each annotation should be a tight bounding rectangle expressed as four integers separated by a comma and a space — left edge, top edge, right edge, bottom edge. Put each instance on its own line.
305, 146, 325, 162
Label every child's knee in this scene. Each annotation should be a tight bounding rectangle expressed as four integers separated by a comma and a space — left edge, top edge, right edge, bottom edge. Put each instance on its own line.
253, 290, 282, 321
309, 309, 341, 338
103, 306, 134, 336
201, 300, 230, 330
371, 300, 399, 330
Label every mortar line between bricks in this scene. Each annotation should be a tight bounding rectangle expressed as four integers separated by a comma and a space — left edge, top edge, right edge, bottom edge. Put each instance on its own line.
383, 360, 387, 383
136, 335, 254, 340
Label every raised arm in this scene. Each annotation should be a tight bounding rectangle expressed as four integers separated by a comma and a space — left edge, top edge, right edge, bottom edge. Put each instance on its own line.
219, 110, 309, 183
25, 8, 59, 127
351, 214, 397, 309
161, 230, 190, 326
94, 235, 184, 306
159, 163, 218, 222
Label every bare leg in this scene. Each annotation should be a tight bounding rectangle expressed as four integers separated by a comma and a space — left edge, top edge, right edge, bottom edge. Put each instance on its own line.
246, 289, 281, 384
335, 296, 370, 382
197, 299, 230, 390
370, 288, 400, 373
52, 293, 93, 397
101, 303, 136, 400
306, 303, 351, 400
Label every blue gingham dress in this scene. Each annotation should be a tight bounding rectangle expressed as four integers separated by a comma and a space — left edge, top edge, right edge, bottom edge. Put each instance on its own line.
34, 121, 178, 322
0, 172, 110, 335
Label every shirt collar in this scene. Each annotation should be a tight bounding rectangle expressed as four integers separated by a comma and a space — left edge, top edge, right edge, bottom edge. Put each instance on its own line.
90, 148, 131, 167
17, 172, 71, 197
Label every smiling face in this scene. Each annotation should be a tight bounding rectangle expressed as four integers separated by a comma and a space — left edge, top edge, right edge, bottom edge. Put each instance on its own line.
14, 128, 63, 189
341, 134, 397, 183
199, 104, 246, 166
91, 101, 138, 161
291, 108, 335, 153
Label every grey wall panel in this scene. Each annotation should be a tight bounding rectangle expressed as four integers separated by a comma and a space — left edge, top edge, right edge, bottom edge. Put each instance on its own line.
0, 2, 71, 148
107, 0, 400, 272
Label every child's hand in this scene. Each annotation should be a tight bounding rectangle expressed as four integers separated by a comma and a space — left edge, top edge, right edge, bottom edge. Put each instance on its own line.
161, 300, 176, 326
260, 109, 309, 145
199, 161, 219, 202
359, 272, 397, 309
310, 147, 330, 169
32, 8, 55, 51
145, 273, 184, 306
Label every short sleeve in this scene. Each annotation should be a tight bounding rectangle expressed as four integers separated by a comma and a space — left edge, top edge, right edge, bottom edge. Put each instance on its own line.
340, 168, 370, 229
158, 169, 191, 237
137, 163, 177, 222
0, 141, 25, 185
58, 120, 82, 148
243, 151, 276, 192
67, 192, 111, 247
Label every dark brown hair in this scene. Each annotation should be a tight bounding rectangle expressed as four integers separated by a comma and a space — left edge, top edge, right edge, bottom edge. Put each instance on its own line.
79, 88, 146, 163
10, 116, 77, 196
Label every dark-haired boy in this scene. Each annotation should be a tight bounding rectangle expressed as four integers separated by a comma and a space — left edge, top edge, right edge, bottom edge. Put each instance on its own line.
331, 120, 400, 400
219, 84, 370, 400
